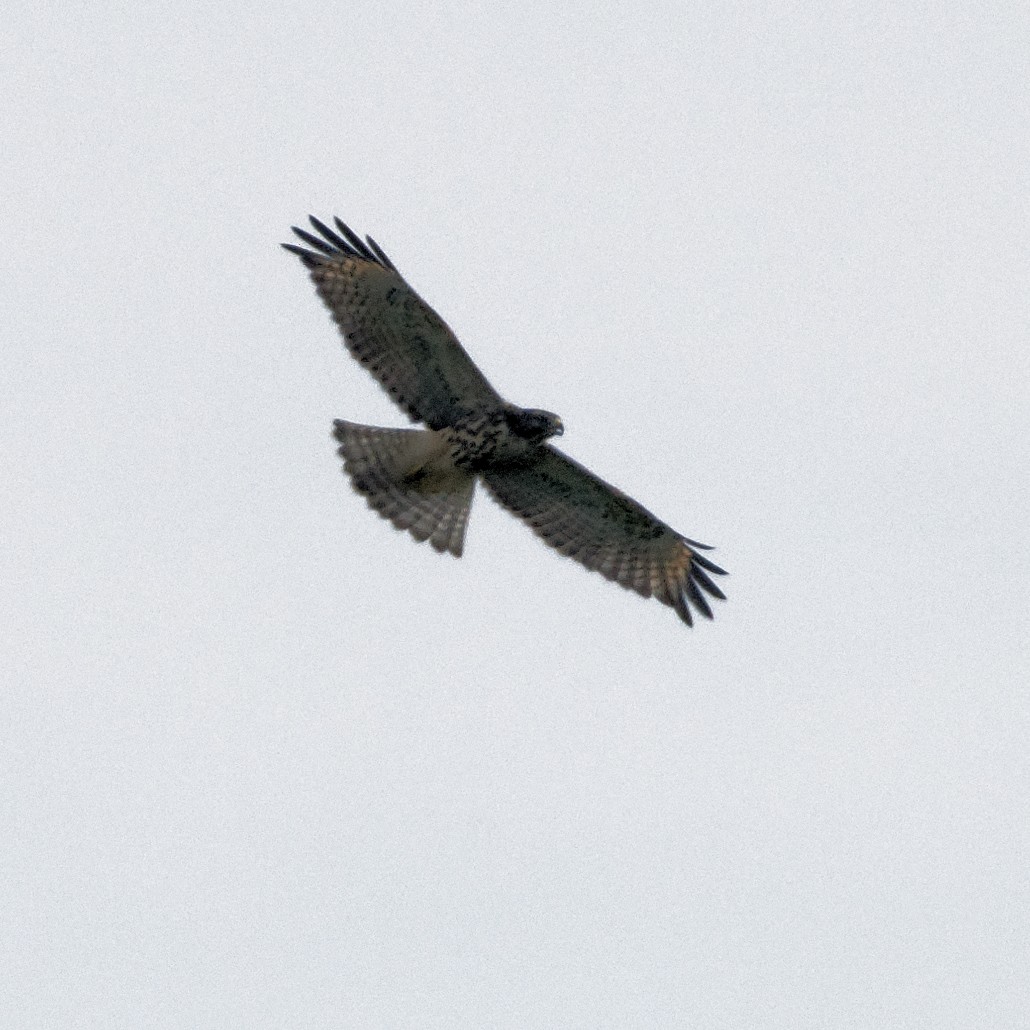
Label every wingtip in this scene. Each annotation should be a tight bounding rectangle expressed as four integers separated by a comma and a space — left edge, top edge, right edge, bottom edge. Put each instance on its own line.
364, 233, 397, 271
674, 593, 695, 627
691, 563, 727, 601
330, 217, 377, 261
685, 579, 715, 620
281, 241, 321, 268
284, 213, 397, 270
691, 551, 727, 576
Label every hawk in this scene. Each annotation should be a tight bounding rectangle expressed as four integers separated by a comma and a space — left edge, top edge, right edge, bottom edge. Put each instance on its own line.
284, 215, 727, 627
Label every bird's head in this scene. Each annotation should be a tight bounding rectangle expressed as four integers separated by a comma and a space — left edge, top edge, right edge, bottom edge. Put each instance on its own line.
506, 406, 564, 443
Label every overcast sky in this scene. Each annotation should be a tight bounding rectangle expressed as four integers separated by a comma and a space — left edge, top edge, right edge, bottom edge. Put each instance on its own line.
3, 2, 1028, 1027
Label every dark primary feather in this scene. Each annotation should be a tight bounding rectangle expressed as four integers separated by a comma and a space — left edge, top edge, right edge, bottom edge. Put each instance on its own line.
322, 216, 377, 261
290, 226, 337, 256
306, 217, 352, 254
364, 234, 397, 271
281, 243, 323, 269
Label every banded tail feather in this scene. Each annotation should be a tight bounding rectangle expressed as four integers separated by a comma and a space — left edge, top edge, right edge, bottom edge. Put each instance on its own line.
332, 419, 475, 557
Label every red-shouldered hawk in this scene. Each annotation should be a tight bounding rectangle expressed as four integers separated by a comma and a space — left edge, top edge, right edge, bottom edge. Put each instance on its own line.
284, 215, 727, 627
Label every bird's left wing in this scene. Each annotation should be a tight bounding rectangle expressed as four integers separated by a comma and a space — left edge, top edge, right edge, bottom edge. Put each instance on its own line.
482, 446, 727, 626
284, 216, 503, 429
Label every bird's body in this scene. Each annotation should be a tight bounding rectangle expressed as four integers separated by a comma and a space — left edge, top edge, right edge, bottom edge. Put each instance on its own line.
440, 406, 563, 472
284, 215, 727, 627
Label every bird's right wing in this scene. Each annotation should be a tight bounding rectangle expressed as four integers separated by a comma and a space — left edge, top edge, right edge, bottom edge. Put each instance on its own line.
284, 216, 503, 429
482, 445, 727, 626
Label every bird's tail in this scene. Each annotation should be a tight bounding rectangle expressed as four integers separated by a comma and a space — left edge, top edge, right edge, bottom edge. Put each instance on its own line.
331, 419, 475, 557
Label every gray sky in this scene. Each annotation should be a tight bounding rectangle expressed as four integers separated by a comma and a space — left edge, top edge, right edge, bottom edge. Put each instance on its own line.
3, 1, 1028, 1027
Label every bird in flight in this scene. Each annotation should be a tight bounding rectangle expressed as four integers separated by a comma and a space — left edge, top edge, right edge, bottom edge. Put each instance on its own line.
284, 215, 727, 627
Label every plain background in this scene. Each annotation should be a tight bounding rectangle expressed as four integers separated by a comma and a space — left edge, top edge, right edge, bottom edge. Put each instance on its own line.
3, 2, 1028, 1027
